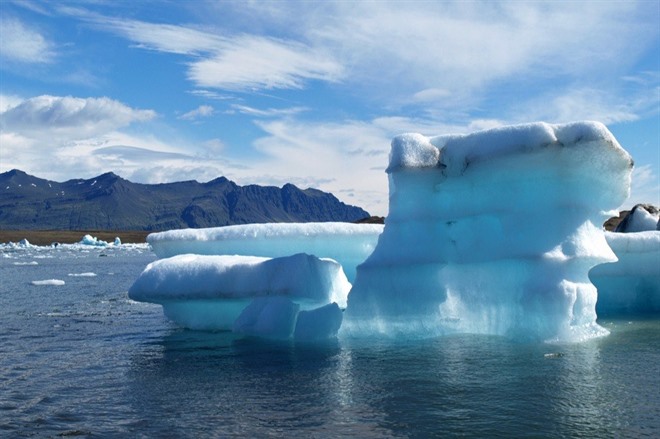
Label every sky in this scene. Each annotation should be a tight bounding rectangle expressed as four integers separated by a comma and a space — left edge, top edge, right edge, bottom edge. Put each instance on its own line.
0, 0, 658, 216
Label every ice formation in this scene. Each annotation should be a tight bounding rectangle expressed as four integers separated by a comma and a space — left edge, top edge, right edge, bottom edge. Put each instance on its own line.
128, 253, 351, 337
128, 120, 641, 343
342, 121, 633, 341
590, 205, 660, 315
79, 234, 121, 247
614, 204, 659, 232
31, 279, 65, 286
147, 222, 383, 281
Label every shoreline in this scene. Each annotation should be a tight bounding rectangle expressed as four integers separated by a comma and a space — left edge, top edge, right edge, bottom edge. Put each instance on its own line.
0, 230, 151, 246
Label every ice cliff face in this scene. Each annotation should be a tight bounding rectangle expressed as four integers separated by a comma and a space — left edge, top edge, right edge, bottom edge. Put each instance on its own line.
343, 121, 633, 342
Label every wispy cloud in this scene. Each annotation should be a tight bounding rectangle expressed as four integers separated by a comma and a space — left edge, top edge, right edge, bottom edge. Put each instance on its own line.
179, 105, 214, 121
628, 164, 660, 208
187, 35, 343, 90
230, 104, 307, 118
67, 10, 344, 92
0, 17, 55, 63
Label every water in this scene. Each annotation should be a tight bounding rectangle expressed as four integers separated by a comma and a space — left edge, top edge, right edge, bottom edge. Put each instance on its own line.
1, 246, 658, 438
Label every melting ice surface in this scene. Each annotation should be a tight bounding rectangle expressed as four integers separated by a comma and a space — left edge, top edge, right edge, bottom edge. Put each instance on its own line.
131, 121, 638, 343
128, 253, 349, 339
342, 121, 633, 342
147, 222, 383, 282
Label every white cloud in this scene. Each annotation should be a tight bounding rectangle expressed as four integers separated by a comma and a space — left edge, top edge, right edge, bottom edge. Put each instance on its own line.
0, 95, 156, 138
626, 164, 660, 208
230, 104, 307, 118
60, 1, 658, 116
187, 35, 343, 90
512, 87, 649, 125
179, 105, 214, 120
0, 17, 55, 63
75, 13, 343, 92
0, 94, 23, 112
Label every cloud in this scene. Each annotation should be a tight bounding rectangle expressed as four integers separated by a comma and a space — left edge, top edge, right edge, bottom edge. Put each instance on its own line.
510, 87, 657, 125
187, 35, 343, 90
0, 95, 156, 138
0, 17, 55, 63
72, 12, 344, 92
627, 164, 660, 208
179, 105, 214, 120
0, 95, 23, 112
230, 104, 307, 118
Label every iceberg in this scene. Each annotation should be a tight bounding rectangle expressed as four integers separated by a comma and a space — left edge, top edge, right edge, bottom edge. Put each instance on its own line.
146, 222, 383, 281
342, 121, 633, 342
590, 205, 660, 315
129, 120, 643, 343
128, 253, 351, 337
614, 204, 659, 232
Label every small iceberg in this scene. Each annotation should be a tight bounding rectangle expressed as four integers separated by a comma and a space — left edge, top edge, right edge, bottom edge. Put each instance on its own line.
31, 279, 66, 286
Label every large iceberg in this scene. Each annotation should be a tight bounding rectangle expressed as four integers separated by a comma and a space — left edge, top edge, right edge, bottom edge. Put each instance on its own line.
128, 253, 350, 338
590, 205, 660, 316
130, 121, 639, 343
147, 222, 383, 282
342, 121, 633, 342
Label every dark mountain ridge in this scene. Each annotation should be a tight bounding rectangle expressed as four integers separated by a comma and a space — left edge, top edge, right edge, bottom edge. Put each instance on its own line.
0, 169, 370, 231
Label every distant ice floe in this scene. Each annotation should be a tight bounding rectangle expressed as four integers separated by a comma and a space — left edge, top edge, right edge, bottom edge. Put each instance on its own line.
68, 272, 97, 277
31, 279, 65, 286
0, 234, 148, 252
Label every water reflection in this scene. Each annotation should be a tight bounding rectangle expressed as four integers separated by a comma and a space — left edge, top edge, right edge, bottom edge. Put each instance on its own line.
125, 323, 659, 438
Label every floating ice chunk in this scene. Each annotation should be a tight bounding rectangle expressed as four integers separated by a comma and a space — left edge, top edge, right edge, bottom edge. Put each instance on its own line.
31, 279, 65, 286
615, 204, 659, 232
13, 261, 39, 266
68, 272, 97, 277
147, 222, 383, 281
294, 303, 343, 342
80, 234, 109, 246
590, 231, 660, 315
344, 121, 632, 342
233, 297, 300, 339
114, 237, 122, 246
128, 253, 351, 332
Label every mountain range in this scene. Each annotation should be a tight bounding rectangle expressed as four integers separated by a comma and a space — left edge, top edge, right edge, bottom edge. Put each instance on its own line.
0, 170, 370, 231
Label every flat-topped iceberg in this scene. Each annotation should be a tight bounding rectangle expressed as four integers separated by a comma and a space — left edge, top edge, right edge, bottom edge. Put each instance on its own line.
129, 120, 642, 343
128, 253, 350, 339
147, 222, 383, 281
343, 121, 633, 342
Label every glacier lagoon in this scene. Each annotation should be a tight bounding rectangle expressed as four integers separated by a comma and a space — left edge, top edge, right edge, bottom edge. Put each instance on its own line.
133, 122, 654, 343
2, 121, 659, 436
1, 245, 659, 437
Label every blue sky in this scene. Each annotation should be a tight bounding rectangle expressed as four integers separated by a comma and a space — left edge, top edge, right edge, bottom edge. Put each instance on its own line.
0, 0, 658, 216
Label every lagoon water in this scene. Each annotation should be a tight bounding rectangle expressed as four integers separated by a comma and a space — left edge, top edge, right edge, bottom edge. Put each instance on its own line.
1, 246, 659, 438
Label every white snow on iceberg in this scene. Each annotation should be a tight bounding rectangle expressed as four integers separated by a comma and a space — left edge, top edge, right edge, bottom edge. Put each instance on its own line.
146, 222, 383, 282
343, 121, 633, 342
128, 253, 351, 338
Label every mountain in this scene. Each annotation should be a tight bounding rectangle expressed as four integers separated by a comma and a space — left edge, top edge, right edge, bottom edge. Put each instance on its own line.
0, 170, 370, 231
